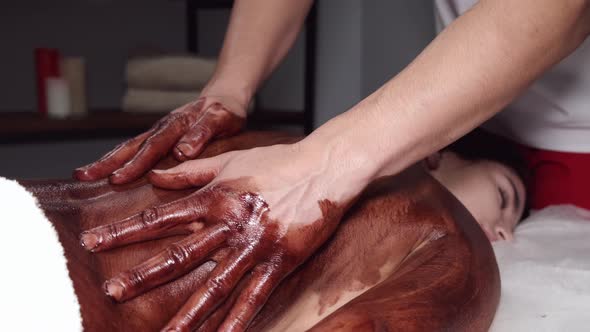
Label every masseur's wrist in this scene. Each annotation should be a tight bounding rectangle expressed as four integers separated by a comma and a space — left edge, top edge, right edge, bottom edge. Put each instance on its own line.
300, 96, 424, 195
299, 111, 396, 201
200, 76, 255, 118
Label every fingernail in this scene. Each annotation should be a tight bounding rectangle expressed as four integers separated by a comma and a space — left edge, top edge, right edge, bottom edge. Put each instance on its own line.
162, 327, 182, 332
151, 169, 167, 176
80, 232, 100, 251
173, 148, 188, 162
73, 168, 91, 180
104, 278, 126, 301
109, 172, 125, 184
175, 143, 195, 158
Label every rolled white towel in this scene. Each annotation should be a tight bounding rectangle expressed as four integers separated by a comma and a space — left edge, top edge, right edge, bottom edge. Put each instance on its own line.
0, 177, 82, 331
126, 55, 216, 91
122, 88, 201, 113
490, 205, 590, 332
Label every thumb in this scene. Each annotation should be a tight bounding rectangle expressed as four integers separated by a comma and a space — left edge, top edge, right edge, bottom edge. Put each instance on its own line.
174, 103, 244, 161
149, 152, 235, 190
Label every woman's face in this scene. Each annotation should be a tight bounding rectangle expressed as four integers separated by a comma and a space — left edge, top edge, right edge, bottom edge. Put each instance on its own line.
428, 152, 526, 242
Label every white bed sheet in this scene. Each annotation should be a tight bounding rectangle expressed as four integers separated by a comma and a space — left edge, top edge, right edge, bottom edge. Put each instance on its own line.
490, 205, 590, 331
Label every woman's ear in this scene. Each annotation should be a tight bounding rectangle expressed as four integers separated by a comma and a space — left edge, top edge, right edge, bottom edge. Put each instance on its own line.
423, 151, 443, 171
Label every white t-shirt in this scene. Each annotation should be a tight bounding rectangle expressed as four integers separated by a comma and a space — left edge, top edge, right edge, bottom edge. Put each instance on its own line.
434, 0, 590, 153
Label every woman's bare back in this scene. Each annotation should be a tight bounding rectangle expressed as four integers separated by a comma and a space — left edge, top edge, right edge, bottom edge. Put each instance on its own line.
23, 131, 499, 331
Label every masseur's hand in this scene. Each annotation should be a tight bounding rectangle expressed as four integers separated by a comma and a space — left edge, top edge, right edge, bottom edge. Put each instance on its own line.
73, 0, 315, 186
80, 139, 370, 331
73, 96, 246, 184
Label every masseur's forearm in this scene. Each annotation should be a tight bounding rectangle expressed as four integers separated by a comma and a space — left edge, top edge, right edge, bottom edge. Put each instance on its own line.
306, 0, 590, 181
202, 0, 314, 111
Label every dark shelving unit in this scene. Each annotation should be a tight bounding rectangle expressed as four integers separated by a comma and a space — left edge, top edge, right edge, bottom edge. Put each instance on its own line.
186, 0, 317, 133
0, 0, 317, 143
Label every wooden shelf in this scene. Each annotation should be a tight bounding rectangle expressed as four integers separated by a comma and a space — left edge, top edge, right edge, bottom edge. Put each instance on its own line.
187, 0, 234, 9
0, 110, 160, 142
0, 109, 305, 143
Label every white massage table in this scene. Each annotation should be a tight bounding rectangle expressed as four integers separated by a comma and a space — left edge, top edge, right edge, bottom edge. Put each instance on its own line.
490, 205, 590, 331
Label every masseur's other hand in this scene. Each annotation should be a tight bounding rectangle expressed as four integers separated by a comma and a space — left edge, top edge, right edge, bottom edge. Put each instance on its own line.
80, 140, 370, 331
73, 96, 246, 184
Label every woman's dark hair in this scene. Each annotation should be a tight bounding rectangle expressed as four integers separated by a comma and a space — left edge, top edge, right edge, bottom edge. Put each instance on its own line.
445, 128, 531, 220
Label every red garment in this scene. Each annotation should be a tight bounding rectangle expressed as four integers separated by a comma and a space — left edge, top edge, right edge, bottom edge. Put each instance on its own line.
523, 148, 590, 210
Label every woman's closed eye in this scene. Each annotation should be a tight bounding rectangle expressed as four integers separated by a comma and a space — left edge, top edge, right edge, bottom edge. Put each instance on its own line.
498, 187, 508, 210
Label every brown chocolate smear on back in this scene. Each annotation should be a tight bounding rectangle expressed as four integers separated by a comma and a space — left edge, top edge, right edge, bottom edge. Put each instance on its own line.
23, 131, 499, 332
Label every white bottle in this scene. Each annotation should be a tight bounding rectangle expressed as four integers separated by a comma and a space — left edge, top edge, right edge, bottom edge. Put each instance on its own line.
46, 78, 71, 119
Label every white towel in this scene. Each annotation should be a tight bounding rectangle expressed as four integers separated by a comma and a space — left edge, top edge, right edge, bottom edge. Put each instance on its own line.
0, 177, 82, 331
126, 55, 217, 91
490, 205, 590, 331
122, 88, 201, 113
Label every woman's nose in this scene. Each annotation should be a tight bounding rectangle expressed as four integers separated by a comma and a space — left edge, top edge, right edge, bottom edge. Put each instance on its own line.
495, 226, 514, 241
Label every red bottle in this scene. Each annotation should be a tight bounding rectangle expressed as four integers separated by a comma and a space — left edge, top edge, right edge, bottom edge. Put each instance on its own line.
35, 48, 61, 116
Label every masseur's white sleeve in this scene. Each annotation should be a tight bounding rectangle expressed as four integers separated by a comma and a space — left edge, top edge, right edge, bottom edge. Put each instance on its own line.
0, 177, 82, 331
434, 0, 590, 153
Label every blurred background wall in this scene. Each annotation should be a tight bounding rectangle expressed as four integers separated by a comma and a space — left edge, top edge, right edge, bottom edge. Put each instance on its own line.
0, 0, 435, 178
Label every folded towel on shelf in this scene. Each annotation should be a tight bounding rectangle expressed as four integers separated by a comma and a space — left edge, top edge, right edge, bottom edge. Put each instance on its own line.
126, 55, 217, 91
122, 88, 200, 113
